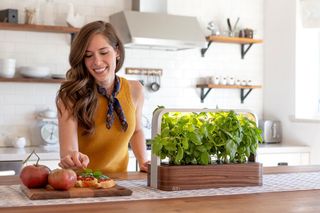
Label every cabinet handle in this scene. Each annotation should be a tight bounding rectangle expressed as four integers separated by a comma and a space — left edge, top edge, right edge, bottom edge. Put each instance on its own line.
278, 162, 288, 166
0, 170, 15, 176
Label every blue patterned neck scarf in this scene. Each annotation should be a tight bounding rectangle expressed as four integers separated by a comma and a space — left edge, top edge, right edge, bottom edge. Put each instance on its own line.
96, 76, 128, 131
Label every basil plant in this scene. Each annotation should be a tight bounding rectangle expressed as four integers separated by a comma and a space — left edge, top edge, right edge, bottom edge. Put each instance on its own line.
151, 110, 263, 165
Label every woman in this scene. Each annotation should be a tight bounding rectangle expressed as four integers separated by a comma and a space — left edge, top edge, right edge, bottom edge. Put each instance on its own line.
56, 21, 149, 173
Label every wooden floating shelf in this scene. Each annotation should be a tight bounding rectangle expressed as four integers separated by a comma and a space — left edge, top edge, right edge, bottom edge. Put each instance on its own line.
0, 22, 79, 34
196, 84, 262, 89
206, 35, 263, 44
196, 84, 262, 103
201, 35, 263, 58
0, 77, 64, 84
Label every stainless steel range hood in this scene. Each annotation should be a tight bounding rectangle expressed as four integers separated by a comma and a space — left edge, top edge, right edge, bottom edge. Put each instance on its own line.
109, 1, 206, 51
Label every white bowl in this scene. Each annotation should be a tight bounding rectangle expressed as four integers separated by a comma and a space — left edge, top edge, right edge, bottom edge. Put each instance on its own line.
19, 66, 50, 78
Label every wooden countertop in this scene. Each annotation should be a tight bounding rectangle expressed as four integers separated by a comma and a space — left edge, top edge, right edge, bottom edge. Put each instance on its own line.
1, 166, 320, 213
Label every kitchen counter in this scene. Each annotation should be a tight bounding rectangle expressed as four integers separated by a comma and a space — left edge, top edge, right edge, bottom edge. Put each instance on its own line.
0, 143, 310, 161
1, 165, 320, 212
0, 144, 311, 174
0, 146, 59, 161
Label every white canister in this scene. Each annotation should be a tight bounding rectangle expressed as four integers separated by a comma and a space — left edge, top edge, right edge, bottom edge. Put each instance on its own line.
12, 137, 27, 148
227, 76, 235, 85
0, 58, 16, 78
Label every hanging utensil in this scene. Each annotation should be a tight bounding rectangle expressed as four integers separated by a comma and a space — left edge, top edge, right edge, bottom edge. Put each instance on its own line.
149, 73, 160, 92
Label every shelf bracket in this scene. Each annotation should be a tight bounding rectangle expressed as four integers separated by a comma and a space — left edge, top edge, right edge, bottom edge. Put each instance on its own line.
240, 88, 253, 103
241, 43, 254, 59
201, 41, 213, 57
70, 32, 77, 43
200, 88, 212, 103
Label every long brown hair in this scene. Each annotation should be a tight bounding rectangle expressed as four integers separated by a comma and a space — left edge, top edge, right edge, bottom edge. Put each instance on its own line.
56, 21, 125, 135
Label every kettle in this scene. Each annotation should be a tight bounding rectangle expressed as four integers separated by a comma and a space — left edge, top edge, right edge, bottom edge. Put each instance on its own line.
259, 120, 281, 143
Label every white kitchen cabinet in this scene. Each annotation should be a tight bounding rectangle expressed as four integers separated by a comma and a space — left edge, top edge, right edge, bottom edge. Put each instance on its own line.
127, 150, 152, 172
256, 144, 310, 167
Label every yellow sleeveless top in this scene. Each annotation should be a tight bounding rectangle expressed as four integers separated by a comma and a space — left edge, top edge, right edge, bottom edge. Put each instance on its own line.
78, 77, 136, 173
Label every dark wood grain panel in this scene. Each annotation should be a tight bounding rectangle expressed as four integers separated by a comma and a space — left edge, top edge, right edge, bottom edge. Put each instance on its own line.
157, 163, 262, 190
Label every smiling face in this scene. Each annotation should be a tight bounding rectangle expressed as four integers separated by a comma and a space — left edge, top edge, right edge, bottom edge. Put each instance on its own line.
84, 33, 119, 86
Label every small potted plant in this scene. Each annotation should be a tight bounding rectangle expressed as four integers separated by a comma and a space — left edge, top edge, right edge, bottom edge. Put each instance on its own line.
148, 108, 263, 191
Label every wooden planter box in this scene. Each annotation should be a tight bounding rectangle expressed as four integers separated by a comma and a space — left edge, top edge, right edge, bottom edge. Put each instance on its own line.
148, 162, 263, 191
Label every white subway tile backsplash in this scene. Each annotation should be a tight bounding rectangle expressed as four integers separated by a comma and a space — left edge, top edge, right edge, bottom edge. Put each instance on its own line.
0, 0, 264, 145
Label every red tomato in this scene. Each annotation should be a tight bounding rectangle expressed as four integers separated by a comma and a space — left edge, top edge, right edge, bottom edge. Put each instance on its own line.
20, 164, 50, 188
48, 169, 77, 190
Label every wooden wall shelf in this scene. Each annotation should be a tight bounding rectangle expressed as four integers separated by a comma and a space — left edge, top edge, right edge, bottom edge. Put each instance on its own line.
0, 22, 80, 41
201, 35, 263, 59
0, 22, 79, 34
0, 77, 64, 84
196, 84, 262, 103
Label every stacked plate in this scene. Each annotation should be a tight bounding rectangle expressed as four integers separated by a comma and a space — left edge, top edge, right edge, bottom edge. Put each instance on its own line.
18, 66, 50, 78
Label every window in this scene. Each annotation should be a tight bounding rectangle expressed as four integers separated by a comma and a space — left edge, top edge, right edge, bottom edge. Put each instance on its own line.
295, 1, 320, 120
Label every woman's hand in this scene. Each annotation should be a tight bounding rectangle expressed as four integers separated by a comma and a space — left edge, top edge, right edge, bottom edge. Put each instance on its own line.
139, 160, 151, 173
59, 151, 89, 169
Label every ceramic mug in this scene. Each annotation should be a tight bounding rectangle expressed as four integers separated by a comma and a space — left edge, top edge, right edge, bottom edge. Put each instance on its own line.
241, 80, 248, 86
227, 76, 235, 85
220, 77, 227, 85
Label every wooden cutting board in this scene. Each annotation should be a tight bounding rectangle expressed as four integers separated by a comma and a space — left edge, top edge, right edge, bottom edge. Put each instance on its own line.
20, 184, 132, 200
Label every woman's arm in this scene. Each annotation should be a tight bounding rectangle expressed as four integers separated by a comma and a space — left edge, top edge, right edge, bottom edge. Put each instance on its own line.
129, 81, 149, 172
57, 100, 89, 169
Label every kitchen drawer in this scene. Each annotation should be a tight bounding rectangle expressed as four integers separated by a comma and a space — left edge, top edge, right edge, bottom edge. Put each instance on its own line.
256, 152, 310, 166
0, 161, 23, 176
256, 144, 311, 167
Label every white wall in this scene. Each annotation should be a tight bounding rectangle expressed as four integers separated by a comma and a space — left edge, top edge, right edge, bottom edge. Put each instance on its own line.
0, 0, 263, 146
264, 0, 320, 164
